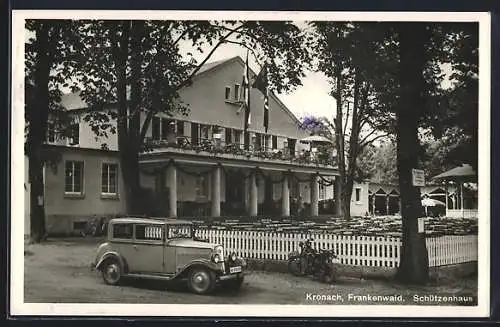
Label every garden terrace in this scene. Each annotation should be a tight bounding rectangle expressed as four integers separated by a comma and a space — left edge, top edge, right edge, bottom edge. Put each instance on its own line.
143, 136, 336, 168
187, 215, 478, 237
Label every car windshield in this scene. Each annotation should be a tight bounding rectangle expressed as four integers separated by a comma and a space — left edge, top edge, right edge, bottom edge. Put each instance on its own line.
168, 225, 193, 239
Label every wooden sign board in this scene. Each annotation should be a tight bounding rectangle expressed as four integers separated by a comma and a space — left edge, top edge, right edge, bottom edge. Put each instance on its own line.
418, 217, 425, 233
412, 169, 425, 187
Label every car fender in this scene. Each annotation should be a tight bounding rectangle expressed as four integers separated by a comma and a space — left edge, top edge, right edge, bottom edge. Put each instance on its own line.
173, 258, 221, 278
95, 251, 127, 272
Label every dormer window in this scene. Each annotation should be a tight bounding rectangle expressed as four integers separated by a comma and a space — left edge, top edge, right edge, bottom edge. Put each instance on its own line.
225, 86, 231, 100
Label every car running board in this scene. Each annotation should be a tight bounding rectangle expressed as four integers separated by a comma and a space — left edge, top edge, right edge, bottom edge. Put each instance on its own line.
126, 273, 176, 281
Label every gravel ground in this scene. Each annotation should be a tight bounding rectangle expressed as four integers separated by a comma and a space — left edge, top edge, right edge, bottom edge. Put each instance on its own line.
23, 239, 477, 305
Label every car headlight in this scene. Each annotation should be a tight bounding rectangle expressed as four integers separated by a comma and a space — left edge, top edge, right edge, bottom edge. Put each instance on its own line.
212, 253, 222, 263
212, 245, 224, 263
230, 252, 237, 262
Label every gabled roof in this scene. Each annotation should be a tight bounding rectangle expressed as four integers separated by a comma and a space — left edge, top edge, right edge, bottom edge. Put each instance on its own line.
194, 57, 236, 76
194, 55, 301, 126
57, 55, 301, 126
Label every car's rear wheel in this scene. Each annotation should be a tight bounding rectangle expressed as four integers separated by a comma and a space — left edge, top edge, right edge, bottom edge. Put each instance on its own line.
187, 267, 216, 295
101, 259, 122, 286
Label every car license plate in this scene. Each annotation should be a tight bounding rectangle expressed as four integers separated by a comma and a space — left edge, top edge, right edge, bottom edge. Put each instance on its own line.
230, 266, 242, 273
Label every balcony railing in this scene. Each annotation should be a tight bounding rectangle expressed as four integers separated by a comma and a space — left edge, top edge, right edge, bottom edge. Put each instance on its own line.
143, 136, 336, 167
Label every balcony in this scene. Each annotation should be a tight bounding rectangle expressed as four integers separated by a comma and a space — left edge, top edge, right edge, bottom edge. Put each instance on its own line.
143, 136, 337, 168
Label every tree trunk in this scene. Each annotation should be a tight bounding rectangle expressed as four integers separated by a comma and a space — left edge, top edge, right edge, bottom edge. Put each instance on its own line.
28, 149, 46, 242
120, 147, 143, 214
124, 20, 146, 215
111, 20, 144, 215
27, 22, 52, 243
341, 180, 352, 220
394, 23, 429, 284
334, 70, 346, 218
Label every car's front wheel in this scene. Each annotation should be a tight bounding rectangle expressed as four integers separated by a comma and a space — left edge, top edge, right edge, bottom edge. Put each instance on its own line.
187, 267, 216, 295
101, 259, 122, 286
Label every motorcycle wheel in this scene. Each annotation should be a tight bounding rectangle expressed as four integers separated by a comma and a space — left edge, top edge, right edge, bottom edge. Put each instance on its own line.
288, 257, 306, 276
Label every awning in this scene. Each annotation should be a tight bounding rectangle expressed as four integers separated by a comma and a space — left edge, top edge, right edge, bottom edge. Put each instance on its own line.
431, 164, 477, 181
422, 198, 446, 207
299, 135, 333, 144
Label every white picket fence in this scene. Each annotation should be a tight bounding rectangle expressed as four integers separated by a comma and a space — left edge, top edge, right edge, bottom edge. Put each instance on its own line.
195, 229, 477, 268
426, 235, 478, 267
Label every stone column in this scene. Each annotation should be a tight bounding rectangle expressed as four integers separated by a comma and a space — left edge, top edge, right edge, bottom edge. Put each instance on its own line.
211, 165, 221, 217
167, 164, 177, 217
445, 181, 449, 215
310, 174, 319, 216
250, 172, 258, 216
281, 174, 290, 216
334, 176, 342, 216
460, 181, 464, 218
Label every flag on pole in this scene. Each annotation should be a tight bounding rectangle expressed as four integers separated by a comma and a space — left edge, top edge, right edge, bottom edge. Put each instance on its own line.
240, 51, 251, 131
252, 62, 270, 133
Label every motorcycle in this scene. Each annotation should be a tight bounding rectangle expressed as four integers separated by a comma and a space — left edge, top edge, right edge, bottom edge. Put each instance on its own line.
288, 238, 341, 283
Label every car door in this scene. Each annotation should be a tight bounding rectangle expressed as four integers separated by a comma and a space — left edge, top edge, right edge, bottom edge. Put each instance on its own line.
126, 223, 165, 274
163, 238, 177, 275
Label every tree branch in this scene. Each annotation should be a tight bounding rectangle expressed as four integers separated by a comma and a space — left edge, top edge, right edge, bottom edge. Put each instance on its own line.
175, 23, 247, 91
343, 101, 350, 138
222, 40, 263, 69
139, 23, 247, 143
356, 83, 370, 131
209, 23, 263, 44
359, 132, 390, 149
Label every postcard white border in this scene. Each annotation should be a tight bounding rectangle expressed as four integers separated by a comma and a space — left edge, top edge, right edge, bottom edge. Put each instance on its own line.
11, 10, 491, 318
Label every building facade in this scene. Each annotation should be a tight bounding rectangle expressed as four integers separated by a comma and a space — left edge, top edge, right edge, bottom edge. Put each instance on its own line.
25, 56, 358, 235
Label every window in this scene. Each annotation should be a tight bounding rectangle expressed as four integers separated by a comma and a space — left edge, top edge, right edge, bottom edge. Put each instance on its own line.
69, 124, 79, 145
161, 118, 169, 140
101, 163, 118, 195
254, 133, 262, 151
234, 130, 241, 145
152, 117, 180, 141
191, 122, 199, 144
272, 135, 278, 149
265, 135, 271, 150
177, 121, 185, 136
196, 175, 208, 197
225, 128, 232, 144
47, 122, 55, 143
64, 161, 84, 194
135, 224, 163, 241
234, 84, 240, 101
225, 86, 231, 100
112, 223, 133, 239
152, 116, 161, 140
200, 124, 210, 140
355, 188, 361, 202
319, 184, 326, 199
287, 138, 297, 156
168, 225, 193, 239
